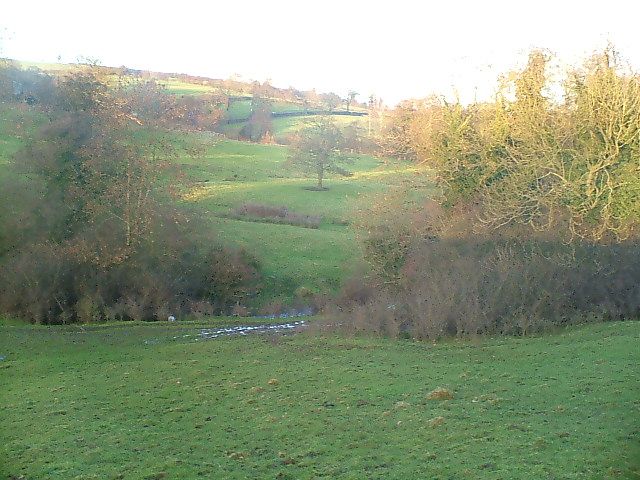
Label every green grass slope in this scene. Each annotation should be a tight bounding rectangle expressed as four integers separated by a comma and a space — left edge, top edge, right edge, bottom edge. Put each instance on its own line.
1, 321, 638, 479
221, 99, 307, 123
220, 111, 370, 143
0, 105, 43, 167
178, 137, 427, 303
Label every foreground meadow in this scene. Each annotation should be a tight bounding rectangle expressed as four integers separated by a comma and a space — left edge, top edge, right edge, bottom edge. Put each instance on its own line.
1, 320, 638, 479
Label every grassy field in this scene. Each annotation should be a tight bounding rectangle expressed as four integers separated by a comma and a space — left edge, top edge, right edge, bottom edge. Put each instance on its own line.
1, 320, 638, 479
163, 81, 218, 96
177, 136, 427, 302
0, 105, 46, 196
181, 138, 420, 219
2, 66, 639, 480
269, 114, 370, 142
222, 99, 306, 122
220, 109, 370, 142
222, 99, 359, 120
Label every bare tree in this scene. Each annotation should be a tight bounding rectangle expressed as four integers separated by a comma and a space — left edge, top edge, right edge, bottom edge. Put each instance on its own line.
287, 117, 352, 190
346, 90, 358, 112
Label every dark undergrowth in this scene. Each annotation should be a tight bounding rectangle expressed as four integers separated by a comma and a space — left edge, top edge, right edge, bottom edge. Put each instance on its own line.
329, 237, 640, 339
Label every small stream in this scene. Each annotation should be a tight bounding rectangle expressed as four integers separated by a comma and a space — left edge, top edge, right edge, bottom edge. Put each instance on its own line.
149, 320, 308, 345
198, 320, 307, 339
142, 309, 313, 345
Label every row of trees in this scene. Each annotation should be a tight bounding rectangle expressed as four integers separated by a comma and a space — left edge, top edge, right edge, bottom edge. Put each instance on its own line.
249, 81, 362, 113
108, 65, 369, 115
217, 76, 366, 113
0, 60, 226, 131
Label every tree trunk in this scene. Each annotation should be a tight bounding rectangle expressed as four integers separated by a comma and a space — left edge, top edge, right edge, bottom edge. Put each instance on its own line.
317, 166, 324, 189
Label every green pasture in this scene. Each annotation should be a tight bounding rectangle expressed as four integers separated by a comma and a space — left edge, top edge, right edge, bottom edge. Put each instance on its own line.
222, 99, 306, 123
224, 99, 252, 120
0, 105, 38, 165
209, 217, 358, 300
181, 138, 416, 216
270, 114, 370, 141
1, 320, 637, 479
219, 112, 370, 142
0, 105, 46, 188
177, 137, 427, 301
162, 79, 219, 96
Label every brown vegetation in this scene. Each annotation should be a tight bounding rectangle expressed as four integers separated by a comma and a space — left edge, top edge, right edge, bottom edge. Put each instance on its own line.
333, 47, 640, 339
426, 388, 454, 400
230, 203, 322, 229
381, 47, 640, 243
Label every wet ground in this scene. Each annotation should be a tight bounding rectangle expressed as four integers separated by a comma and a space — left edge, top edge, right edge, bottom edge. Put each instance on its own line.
197, 320, 307, 339
140, 320, 308, 345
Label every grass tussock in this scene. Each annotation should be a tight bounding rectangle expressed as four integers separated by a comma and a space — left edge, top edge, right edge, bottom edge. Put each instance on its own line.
426, 387, 454, 400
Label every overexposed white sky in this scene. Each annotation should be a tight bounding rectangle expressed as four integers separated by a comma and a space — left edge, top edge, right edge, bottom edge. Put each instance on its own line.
2, 0, 639, 105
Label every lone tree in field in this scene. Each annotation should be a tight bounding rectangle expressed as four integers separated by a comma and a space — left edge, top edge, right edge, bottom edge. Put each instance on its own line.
287, 117, 352, 190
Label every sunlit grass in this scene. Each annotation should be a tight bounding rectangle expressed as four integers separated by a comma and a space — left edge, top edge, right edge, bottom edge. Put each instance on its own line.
174, 138, 425, 301
210, 216, 358, 299
161, 79, 219, 95
221, 113, 371, 142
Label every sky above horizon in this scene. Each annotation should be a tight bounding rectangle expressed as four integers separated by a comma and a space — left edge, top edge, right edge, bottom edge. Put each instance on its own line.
2, 0, 639, 105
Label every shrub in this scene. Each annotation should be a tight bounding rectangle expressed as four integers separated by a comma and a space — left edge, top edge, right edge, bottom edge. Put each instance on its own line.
0, 235, 259, 324
384, 47, 640, 243
341, 165, 639, 339
333, 237, 640, 339
229, 203, 322, 229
